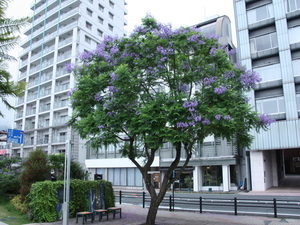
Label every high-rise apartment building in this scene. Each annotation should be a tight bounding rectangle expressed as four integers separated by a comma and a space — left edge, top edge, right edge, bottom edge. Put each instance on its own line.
12, 0, 127, 164
234, 0, 300, 191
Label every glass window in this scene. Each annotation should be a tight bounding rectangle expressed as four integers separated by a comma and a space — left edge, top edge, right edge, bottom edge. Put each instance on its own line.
256, 96, 286, 114
247, 4, 274, 24
202, 166, 222, 186
108, 24, 113, 31
296, 94, 300, 111
97, 29, 103, 37
109, 12, 114, 20
86, 8, 93, 17
86, 21, 92, 30
85, 35, 91, 44
292, 59, 300, 76
109, 1, 114, 8
99, 4, 104, 12
287, 0, 300, 12
98, 16, 104, 24
254, 63, 281, 82
289, 26, 300, 44
250, 32, 278, 53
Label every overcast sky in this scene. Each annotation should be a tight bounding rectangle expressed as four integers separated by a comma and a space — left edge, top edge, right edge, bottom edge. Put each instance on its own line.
1, 0, 236, 130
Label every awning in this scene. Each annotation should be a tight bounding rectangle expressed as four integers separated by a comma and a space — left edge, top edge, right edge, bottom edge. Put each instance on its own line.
0, 149, 7, 155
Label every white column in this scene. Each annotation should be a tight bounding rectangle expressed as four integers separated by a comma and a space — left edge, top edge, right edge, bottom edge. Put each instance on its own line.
193, 166, 200, 192
222, 165, 230, 192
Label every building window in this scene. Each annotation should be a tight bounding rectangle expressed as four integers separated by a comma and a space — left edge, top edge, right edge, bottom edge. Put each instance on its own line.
293, 59, 300, 76
86, 21, 92, 30
253, 63, 281, 82
109, 1, 114, 8
250, 32, 278, 53
99, 4, 104, 12
85, 35, 91, 44
255, 86, 285, 115
287, 0, 300, 12
97, 29, 103, 37
289, 26, 300, 44
88, 0, 93, 3
108, 24, 113, 31
98, 16, 104, 24
109, 12, 114, 20
247, 4, 274, 24
86, 8, 93, 17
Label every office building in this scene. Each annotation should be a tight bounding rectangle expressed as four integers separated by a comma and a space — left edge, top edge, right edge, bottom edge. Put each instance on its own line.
234, 0, 300, 191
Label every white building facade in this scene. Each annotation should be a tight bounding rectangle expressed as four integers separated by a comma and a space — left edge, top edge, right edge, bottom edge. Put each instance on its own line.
12, 0, 127, 164
234, 0, 300, 191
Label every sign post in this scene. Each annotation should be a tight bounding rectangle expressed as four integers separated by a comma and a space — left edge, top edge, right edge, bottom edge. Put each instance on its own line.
7, 129, 24, 144
63, 140, 71, 225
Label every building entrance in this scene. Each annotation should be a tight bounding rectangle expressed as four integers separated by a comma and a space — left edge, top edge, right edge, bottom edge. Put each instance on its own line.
284, 149, 300, 175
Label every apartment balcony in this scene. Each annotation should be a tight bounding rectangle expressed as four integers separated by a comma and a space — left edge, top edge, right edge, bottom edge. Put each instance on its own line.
28, 79, 39, 88
21, 59, 28, 67
37, 138, 49, 145
55, 83, 69, 93
39, 104, 51, 113
24, 139, 34, 146
40, 89, 51, 98
58, 21, 78, 34
38, 121, 50, 129
57, 52, 71, 62
44, 45, 55, 54
25, 123, 35, 130
17, 97, 25, 105
42, 59, 54, 69
58, 36, 73, 48
29, 66, 40, 75
15, 112, 23, 119
25, 108, 36, 116
27, 93, 38, 101
19, 46, 30, 57
54, 100, 70, 109
31, 52, 42, 62
56, 69, 69, 77
52, 135, 67, 143
53, 117, 68, 126
19, 71, 27, 79
40, 74, 53, 83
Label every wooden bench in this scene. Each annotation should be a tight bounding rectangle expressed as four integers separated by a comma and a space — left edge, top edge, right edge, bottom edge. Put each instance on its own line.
76, 211, 93, 224
93, 209, 108, 221
107, 207, 122, 219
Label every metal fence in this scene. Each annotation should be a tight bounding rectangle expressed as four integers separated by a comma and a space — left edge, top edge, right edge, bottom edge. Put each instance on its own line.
115, 190, 300, 218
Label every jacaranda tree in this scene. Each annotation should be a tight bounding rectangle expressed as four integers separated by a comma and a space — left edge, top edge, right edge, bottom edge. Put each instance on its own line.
67, 16, 275, 225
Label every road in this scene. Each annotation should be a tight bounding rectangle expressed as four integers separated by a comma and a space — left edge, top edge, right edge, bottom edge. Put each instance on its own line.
115, 190, 300, 218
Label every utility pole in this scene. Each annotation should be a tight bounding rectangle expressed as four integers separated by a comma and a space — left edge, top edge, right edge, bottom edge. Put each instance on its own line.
63, 140, 71, 225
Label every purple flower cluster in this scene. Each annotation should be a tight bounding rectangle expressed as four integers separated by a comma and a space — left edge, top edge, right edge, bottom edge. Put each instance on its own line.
183, 99, 198, 108
98, 125, 104, 129
187, 34, 200, 42
240, 70, 262, 89
223, 71, 235, 79
156, 46, 174, 55
258, 114, 276, 126
79, 51, 93, 61
203, 77, 217, 85
94, 93, 102, 101
108, 86, 119, 93
202, 118, 210, 125
214, 86, 227, 94
225, 47, 236, 56
209, 47, 217, 55
215, 114, 222, 120
178, 83, 188, 93
65, 62, 76, 73
67, 88, 76, 97
224, 115, 231, 120
177, 122, 189, 128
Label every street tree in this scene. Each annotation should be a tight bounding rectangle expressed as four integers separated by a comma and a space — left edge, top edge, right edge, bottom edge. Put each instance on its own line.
0, 0, 29, 117
67, 16, 275, 225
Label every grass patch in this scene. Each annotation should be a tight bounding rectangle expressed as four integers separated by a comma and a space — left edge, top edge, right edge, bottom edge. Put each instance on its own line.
0, 195, 31, 225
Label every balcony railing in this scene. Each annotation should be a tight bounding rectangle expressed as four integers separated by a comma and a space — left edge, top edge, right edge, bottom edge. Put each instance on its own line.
26, 108, 36, 116
37, 138, 49, 145
40, 89, 52, 97
28, 79, 39, 88
25, 124, 35, 130
31, 52, 42, 62
56, 69, 69, 77
40, 74, 52, 83
53, 117, 68, 126
39, 104, 50, 112
54, 100, 70, 109
17, 97, 25, 105
52, 135, 67, 143
38, 121, 50, 128
58, 36, 73, 47
57, 52, 71, 62
55, 83, 69, 93
27, 93, 38, 101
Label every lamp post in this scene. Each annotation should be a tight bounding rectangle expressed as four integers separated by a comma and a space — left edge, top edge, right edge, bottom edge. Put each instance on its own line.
63, 140, 71, 225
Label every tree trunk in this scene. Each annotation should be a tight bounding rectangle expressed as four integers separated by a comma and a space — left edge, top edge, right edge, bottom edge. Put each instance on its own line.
145, 200, 159, 225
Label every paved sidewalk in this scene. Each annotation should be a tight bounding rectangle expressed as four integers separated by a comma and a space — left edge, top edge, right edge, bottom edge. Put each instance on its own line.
0, 203, 297, 225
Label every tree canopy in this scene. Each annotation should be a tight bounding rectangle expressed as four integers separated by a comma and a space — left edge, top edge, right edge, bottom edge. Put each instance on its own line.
67, 16, 274, 225
0, 0, 29, 117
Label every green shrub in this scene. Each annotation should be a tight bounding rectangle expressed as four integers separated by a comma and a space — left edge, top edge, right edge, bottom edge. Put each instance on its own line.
10, 195, 28, 214
26, 179, 115, 222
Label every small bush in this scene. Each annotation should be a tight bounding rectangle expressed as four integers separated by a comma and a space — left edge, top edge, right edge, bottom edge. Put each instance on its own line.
10, 195, 28, 214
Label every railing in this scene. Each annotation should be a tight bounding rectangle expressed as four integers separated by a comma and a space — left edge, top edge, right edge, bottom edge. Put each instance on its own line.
115, 190, 300, 219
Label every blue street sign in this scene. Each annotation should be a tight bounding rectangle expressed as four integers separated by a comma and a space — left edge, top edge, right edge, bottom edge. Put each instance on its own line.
7, 129, 24, 144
